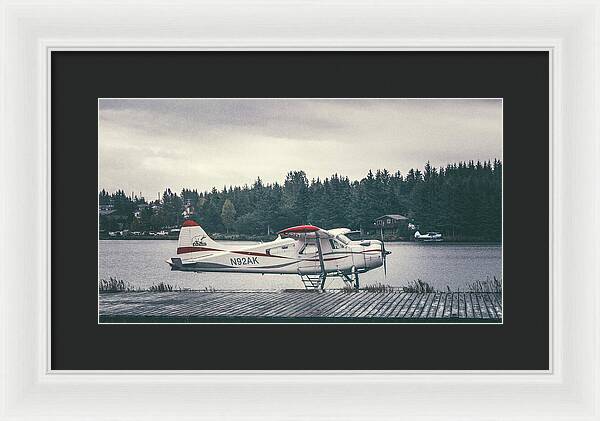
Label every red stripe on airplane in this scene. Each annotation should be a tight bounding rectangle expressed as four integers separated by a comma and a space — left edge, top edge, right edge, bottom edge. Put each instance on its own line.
177, 247, 289, 259
324, 256, 348, 261
277, 225, 321, 234
305, 256, 348, 262
233, 250, 289, 259
176, 246, 222, 254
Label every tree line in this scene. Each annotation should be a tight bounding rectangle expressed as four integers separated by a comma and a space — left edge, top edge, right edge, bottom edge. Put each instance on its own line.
99, 159, 502, 241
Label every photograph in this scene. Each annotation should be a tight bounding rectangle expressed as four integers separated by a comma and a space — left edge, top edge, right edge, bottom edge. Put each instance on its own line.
98, 98, 503, 323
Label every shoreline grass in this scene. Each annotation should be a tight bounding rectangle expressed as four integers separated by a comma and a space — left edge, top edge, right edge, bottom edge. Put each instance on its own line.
99, 277, 502, 294
98, 277, 138, 293
342, 278, 502, 293
99, 278, 180, 293
148, 282, 174, 292
466, 277, 502, 293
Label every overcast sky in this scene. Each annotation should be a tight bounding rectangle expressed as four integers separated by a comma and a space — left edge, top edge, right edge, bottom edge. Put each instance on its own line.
99, 98, 502, 200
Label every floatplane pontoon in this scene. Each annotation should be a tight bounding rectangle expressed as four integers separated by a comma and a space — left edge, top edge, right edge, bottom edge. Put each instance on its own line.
167, 220, 390, 290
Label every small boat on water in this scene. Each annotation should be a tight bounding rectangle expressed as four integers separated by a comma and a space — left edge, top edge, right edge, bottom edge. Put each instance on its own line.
414, 231, 443, 242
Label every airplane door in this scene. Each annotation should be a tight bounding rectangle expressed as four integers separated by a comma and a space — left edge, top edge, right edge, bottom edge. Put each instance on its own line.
266, 242, 296, 258
297, 238, 319, 274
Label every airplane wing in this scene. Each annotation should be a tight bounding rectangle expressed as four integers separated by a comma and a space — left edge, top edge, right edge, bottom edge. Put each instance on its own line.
326, 228, 354, 237
277, 225, 333, 239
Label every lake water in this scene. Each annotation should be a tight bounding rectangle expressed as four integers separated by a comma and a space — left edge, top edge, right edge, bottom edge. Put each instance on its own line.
99, 240, 502, 291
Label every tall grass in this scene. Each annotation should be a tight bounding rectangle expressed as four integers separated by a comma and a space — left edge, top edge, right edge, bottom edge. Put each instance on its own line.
148, 282, 174, 292
466, 277, 502, 293
98, 277, 137, 292
400, 277, 503, 293
362, 283, 396, 293
402, 279, 436, 293
99, 278, 181, 293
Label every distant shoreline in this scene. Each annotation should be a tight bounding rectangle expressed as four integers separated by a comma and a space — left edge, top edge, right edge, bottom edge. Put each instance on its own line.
99, 235, 502, 245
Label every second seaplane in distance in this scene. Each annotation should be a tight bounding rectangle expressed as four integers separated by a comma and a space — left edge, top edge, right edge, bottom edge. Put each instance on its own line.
167, 220, 391, 290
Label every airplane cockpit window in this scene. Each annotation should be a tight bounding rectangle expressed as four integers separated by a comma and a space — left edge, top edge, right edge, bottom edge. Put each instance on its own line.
299, 239, 318, 254
329, 239, 343, 249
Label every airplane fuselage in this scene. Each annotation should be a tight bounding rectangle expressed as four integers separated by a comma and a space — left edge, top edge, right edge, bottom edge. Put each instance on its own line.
168, 236, 385, 275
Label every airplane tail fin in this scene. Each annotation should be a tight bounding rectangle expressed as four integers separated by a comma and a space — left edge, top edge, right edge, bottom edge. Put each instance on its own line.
176, 219, 222, 255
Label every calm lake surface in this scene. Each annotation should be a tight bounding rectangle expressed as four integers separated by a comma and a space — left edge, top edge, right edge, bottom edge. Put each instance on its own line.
99, 240, 502, 291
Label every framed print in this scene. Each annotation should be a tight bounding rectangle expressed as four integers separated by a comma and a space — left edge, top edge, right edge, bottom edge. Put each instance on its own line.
1, 1, 599, 420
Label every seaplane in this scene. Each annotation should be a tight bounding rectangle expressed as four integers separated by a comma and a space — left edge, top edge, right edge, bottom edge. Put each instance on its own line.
414, 231, 443, 242
167, 220, 391, 290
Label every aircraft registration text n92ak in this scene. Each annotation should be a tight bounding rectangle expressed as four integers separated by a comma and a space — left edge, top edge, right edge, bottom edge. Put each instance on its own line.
230, 257, 260, 266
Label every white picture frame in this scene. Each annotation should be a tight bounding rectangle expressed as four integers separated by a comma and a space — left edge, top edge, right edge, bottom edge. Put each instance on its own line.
1, 0, 598, 419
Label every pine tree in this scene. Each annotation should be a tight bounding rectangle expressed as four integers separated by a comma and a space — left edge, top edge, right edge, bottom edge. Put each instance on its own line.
221, 199, 237, 234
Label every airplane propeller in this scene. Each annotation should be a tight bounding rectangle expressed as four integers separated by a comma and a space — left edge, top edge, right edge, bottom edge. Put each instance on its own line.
380, 230, 391, 277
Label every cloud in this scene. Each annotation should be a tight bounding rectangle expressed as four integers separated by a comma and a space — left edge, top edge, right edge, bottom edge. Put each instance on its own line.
99, 98, 502, 199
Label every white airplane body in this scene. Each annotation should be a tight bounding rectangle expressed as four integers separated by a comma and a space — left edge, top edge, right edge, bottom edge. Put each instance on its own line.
167, 220, 390, 289
414, 230, 443, 242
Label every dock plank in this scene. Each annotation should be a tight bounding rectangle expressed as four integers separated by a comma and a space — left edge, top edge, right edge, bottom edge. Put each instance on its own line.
407, 294, 428, 318
465, 293, 474, 319
344, 292, 386, 317
287, 292, 337, 317
314, 297, 347, 317
327, 291, 373, 317
458, 293, 466, 319
365, 291, 398, 317
491, 294, 503, 319
261, 292, 316, 317
424, 293, 438, 318
451, 292, 460, 318
442, 293, 453, 318
482, 294, 498, 320
304, 291, 346, 316
354, 292, 394, 318
476, 293, 490, 319
394, 293, 419, 318
471, 293, 482, 319
434, 292, 446, 318
312, 292, 354, 316
378, 292, 408, 317
425, 292, 440, 318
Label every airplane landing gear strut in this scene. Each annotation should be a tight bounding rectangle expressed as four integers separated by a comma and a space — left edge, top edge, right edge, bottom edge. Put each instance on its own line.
352, 266, 360, 290
319, 272, 327, 290
315, 232, 327, 291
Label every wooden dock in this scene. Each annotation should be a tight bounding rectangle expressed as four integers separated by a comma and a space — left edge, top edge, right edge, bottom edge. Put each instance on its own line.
99, 290, 502, 323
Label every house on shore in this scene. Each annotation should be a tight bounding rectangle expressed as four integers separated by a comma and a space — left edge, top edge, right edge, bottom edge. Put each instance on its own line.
373, 214, 412, 240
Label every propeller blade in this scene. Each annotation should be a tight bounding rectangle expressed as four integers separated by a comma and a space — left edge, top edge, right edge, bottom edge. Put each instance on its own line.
380, 230, 387, 277
383, 253, 387, 276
